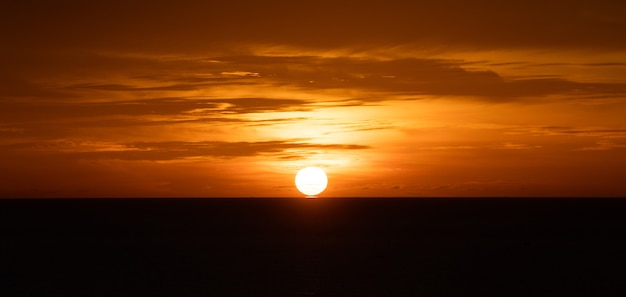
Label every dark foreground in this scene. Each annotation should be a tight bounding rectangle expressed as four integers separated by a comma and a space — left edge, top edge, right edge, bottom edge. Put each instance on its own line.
1, 198, 625, 297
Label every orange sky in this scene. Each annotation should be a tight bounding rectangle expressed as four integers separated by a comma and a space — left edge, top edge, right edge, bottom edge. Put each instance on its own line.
1, 1, 626, 197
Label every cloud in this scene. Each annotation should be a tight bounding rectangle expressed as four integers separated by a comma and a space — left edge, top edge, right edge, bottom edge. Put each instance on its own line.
487, 142, 542, 150
0, 97, 311, 124
500, 126, 626, 151
2, 140, 370, 161
580, 139, 626, 151
4, 52, 625, 152
63, 54, 626, 101
4, 50, 626, 113
158, 55, 626, 100
409, 142, 540, 151
247, 56, 626, 100
518, 126, 626, 138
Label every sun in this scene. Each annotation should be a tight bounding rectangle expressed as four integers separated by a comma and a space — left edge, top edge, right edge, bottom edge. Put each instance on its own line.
295, 167, 328, 197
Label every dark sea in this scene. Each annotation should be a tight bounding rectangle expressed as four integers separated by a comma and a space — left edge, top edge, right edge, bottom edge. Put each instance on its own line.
1, 198, 625, 297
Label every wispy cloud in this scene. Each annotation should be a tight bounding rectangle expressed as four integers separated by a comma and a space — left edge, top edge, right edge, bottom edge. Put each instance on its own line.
2, 140, 370, 161
526, 126, 626, 137
7, 53, 626, 108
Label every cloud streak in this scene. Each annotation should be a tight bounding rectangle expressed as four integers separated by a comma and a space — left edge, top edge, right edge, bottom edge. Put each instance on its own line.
2, 140, 370, 161
5, 53, 626, 110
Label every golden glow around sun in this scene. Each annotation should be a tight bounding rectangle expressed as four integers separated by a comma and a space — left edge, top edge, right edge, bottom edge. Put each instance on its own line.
295, 167, 328, 197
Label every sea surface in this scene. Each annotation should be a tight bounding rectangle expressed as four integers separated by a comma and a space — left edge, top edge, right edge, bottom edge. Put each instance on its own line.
1, 198, 625, 296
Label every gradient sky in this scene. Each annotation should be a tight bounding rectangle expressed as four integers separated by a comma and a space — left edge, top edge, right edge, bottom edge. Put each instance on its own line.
1, 1, 626, 197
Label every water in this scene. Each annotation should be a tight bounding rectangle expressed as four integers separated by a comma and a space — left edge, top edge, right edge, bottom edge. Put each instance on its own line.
1, 198, 625, 296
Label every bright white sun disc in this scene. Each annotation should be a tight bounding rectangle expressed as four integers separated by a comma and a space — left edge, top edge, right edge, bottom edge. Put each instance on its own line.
295, 167, 328, 196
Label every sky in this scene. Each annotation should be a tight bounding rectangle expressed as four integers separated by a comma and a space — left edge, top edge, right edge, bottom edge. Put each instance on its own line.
1, 0, 626, 197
